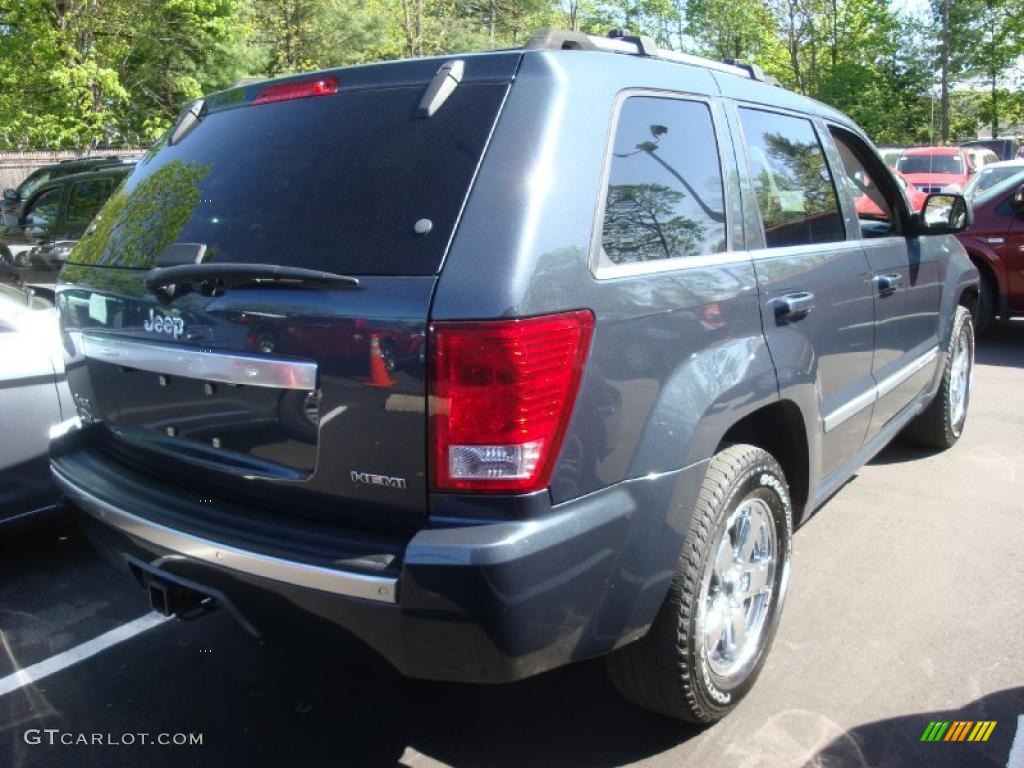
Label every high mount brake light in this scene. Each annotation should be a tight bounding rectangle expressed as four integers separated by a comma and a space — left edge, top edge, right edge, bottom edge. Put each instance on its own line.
429, 310, 594, 494
252, 77, 339, 106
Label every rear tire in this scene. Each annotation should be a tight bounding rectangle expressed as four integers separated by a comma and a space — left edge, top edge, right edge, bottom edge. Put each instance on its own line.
606, 444, 793, 723
901, 306, 974, 449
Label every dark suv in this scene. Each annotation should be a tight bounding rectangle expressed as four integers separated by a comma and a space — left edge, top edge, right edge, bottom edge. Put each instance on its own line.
2, 155, 132, 226
47, 30, 979, 723
1, 165, 134, 292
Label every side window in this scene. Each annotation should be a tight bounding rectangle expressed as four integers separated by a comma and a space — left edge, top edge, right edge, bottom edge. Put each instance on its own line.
599, 95, 727, 268
23, 187, 63, 234
67, 179, 113, 230
829, 128, 902, 238
738, 108, 845, 248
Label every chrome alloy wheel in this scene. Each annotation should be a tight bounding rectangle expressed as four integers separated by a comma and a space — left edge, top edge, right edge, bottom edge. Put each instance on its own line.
949, 328, 972, 430
699, 497, 777, 681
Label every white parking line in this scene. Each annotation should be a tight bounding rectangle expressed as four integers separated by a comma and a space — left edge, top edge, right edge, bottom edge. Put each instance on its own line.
1008, 715, 1024, 768
0, 613, 171, 697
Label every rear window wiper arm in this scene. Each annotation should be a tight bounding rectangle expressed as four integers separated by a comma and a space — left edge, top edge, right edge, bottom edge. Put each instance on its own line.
145, 263, 361, 298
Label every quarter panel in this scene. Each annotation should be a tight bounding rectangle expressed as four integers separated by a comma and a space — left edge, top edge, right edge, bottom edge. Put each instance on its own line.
433, 52, 782, 503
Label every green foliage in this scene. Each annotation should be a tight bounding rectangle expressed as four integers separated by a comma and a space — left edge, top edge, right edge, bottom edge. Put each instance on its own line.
0, 0, 244, 148
1, 0, 1022, 149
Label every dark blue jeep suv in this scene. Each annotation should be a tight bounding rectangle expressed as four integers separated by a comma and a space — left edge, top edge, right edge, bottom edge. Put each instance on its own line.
48, 30, 978, 722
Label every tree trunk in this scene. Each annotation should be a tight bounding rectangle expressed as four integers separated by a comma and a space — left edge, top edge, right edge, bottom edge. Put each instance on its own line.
990, 70, 998, 139
785, 0, 803, 93
401, 0, 414, 57
940, 0, 951, 143
415, 0, 423, 56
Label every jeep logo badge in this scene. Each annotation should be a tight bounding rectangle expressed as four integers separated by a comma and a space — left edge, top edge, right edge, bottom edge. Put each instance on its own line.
144, 308, 184, 340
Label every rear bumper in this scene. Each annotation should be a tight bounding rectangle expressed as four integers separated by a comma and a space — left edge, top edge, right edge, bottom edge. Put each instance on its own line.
53, 449, 707, 683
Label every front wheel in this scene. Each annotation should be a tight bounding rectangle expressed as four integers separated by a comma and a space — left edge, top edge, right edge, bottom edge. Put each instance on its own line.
606, 444, 793, 723
901, 306, 974, 449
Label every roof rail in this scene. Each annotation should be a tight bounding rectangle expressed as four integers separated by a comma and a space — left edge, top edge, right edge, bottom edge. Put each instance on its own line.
525, 28, 769, 83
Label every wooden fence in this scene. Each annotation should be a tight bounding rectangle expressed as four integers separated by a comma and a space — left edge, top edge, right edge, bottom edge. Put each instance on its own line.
0, 149, 146, 191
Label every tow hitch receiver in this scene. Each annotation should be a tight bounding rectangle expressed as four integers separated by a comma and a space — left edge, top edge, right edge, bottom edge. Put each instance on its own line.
147, 578, 212, 619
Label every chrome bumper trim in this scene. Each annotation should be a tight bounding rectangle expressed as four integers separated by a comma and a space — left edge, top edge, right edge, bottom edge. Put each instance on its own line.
52, 468, 398, 604
78, 332, 317, 390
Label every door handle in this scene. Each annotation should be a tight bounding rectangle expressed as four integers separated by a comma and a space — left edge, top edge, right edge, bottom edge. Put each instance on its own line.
874, 273, 903, 295
773, 291, 815, 322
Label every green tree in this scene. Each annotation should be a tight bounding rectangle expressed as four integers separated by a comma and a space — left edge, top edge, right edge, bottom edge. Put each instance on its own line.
0, 0, 243, 149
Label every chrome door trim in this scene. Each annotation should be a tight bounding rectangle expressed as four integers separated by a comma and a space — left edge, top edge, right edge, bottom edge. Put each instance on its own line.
823, 345, 939, 432
822, 387, 878, 433
52, 468, 398, 604
875, 345, 938, 399
78, 332, 317, 390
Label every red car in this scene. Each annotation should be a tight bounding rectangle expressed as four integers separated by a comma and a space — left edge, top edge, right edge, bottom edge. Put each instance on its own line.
854, 170, 928, 216
956, 176, 1024, 331
897, 146, 975, 196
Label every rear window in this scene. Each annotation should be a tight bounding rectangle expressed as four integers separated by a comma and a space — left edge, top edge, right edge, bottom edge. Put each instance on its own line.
897, 154, 963, 175
69, 84, 507, 275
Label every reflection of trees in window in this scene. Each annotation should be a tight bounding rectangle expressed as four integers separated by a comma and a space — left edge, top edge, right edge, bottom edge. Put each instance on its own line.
754, 131, 839, 233
72, 160, 211, 268
603, 183, 711, 263
67, 181, 113, 230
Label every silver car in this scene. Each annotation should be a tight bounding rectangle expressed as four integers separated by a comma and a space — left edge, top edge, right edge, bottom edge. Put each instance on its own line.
0, 284, 72, 524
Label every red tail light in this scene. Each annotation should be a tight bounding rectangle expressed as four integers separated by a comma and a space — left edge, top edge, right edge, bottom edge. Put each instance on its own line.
252, 76, 339, 106
429, 310, 594, 494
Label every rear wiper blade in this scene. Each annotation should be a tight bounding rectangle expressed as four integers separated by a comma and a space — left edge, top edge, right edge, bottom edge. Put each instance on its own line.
145, 263, 361, 297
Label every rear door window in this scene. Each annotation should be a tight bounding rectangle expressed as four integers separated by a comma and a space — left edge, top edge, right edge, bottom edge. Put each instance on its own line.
597, 95, 728, 269
68, 84, 508, 275
738, 108, 845, 249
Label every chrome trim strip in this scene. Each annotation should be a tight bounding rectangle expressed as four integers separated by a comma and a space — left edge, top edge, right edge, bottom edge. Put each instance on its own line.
823, 345, 939, 433
876, 346, 938, 398
823, 387, 877, 433
52, 469, 398, 604
859, 236, 910, 249
80, 332, 316, 390
594, 250, 752, 278
748, 240, 864, 261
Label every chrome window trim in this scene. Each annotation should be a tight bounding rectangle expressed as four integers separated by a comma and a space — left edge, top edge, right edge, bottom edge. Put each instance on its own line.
590, 89, 739, 280
52, 468, 398, 604
78, 332, 317, 390
823, 345, 939, 432
747, 240, 864, 261
859, 236, 910, 250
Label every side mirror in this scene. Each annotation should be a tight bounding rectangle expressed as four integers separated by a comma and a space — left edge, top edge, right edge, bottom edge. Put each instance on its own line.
3, 188, 17, 202
916, 193, 972, 235
1011, 183, 1024, 212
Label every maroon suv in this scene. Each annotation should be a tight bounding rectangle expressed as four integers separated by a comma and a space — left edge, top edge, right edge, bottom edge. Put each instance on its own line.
956, 176, 1024, 330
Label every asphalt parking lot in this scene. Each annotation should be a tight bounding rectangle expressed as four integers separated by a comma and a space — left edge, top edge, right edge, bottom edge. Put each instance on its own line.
1, 322, 1022, 768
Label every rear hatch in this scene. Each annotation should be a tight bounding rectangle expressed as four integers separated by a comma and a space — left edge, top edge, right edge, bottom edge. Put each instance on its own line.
56, 54, 519, 529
